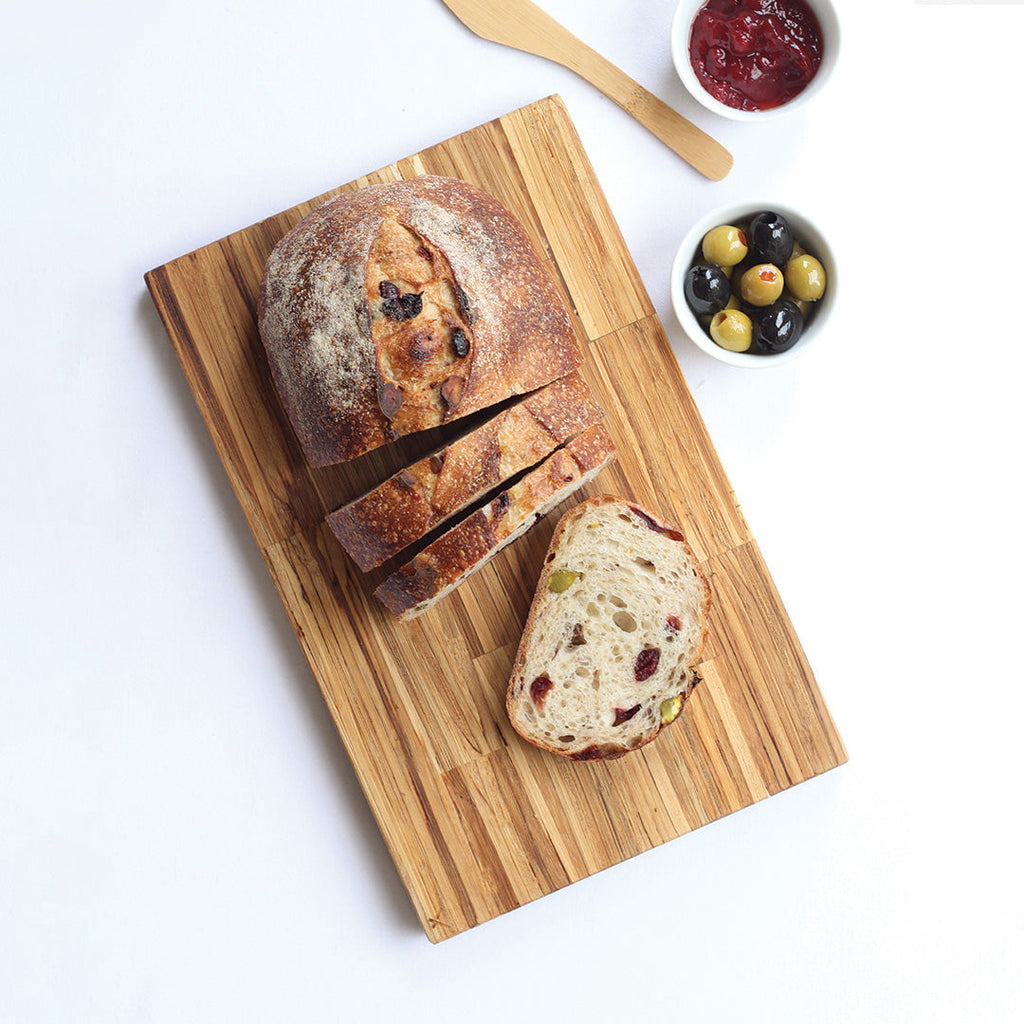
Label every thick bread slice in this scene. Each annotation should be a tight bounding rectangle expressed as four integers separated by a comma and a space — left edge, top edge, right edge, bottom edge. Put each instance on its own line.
506, 496, 711, 760
258, 176, 583, 467
374, 423, 616, 620
327, 372, 603, 571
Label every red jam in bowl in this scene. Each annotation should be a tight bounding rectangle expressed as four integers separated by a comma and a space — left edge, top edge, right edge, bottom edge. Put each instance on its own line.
688, 0, 824, 112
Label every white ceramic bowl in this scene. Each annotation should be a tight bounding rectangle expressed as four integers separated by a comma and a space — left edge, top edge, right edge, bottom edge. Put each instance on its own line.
670, 201, 837, 368
671, 0, 840, 122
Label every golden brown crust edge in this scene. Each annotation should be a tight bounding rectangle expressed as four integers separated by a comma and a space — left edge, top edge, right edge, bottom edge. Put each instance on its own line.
326, 372, 603, 571
373, 423, 616, 618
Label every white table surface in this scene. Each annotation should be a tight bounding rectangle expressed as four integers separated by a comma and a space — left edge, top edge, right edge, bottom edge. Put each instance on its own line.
4, 1, 1022, 1020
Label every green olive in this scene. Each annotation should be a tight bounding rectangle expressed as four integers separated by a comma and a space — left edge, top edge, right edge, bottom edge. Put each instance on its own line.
701, 224, 748, 268
709, 308, 753, 353
739, 263, 784, 306
784, 254, 826, 302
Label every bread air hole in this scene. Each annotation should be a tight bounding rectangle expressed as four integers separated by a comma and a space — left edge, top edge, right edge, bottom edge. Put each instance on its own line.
635, 557, 657, 573
613, 610, 637, 632
608, 594, 627, 608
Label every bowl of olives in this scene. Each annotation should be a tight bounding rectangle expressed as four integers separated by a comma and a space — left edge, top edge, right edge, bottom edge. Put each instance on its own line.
671, 202, 835, 367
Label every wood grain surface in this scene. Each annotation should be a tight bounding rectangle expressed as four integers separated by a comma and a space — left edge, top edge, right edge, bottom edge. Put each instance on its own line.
145, 94, 846, 943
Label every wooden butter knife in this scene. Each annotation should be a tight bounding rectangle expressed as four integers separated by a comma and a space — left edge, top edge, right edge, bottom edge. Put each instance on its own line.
439, 0, 732, 181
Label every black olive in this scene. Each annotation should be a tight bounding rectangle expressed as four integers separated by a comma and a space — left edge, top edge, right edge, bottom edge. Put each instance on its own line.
451, 328, 469, 358
754, 299, 804, 354
683, 262, 731, 317
748, 212, 794, 266
378, 280, 400, 300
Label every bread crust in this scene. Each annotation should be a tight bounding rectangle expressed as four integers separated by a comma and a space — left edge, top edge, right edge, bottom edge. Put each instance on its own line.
258, 176, 583, 467
506, 496, 711, 760
373, 423, 616, 619
326, 372, 603, 570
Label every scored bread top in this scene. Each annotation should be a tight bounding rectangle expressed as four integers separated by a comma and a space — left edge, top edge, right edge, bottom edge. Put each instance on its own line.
258, 175, 583, 467
507, 496, 711, 760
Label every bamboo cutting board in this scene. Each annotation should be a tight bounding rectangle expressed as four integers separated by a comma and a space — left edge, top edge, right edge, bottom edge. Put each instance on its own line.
146, 95, 846, 942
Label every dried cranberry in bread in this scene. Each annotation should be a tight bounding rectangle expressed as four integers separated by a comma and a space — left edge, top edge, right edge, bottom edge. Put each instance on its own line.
327, 372, 603, 571
506, 496, 711, 760
374, 423, 616, 619
258, 175, 583, 467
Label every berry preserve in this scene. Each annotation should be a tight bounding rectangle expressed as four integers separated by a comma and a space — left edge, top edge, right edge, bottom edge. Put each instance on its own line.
688, 0, 824, 112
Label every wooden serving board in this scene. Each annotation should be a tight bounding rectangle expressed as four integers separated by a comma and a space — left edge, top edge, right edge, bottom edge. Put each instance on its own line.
146, 95, 846, 942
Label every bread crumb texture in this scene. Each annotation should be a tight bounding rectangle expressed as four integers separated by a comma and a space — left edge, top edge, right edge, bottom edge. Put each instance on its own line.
508, 496, 710, 760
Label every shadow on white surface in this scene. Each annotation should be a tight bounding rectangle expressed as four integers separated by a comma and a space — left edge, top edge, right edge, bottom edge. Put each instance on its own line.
134, 288, 423, 936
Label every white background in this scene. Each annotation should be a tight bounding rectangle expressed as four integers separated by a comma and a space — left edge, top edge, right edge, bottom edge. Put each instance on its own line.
3, 1, 1022, 1021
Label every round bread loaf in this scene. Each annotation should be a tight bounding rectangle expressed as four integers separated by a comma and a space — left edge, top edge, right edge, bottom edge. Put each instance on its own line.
257, 175, 582, 467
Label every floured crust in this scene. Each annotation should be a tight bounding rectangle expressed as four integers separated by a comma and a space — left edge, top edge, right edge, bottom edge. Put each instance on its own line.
373, 423, 616, 619
506, 496, 711, 760
326, 372, 603, 571
257, 176, 583, 467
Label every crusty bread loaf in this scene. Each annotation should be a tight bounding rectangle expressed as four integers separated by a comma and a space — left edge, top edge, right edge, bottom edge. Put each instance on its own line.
326, 372, 603, 571
258, 175, 583, 467
374, 423, 616, 619
506, 496, 711, 760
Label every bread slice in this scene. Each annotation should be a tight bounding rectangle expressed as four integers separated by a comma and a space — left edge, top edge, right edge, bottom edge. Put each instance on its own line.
374, 423, 616, 619
327, 372, 603, 571
258, 176, 583, 467
506, 496, 711, 760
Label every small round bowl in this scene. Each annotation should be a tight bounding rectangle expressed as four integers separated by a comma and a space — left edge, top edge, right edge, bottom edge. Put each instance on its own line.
670, 201, 837, 368
671, 0, 840, 122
